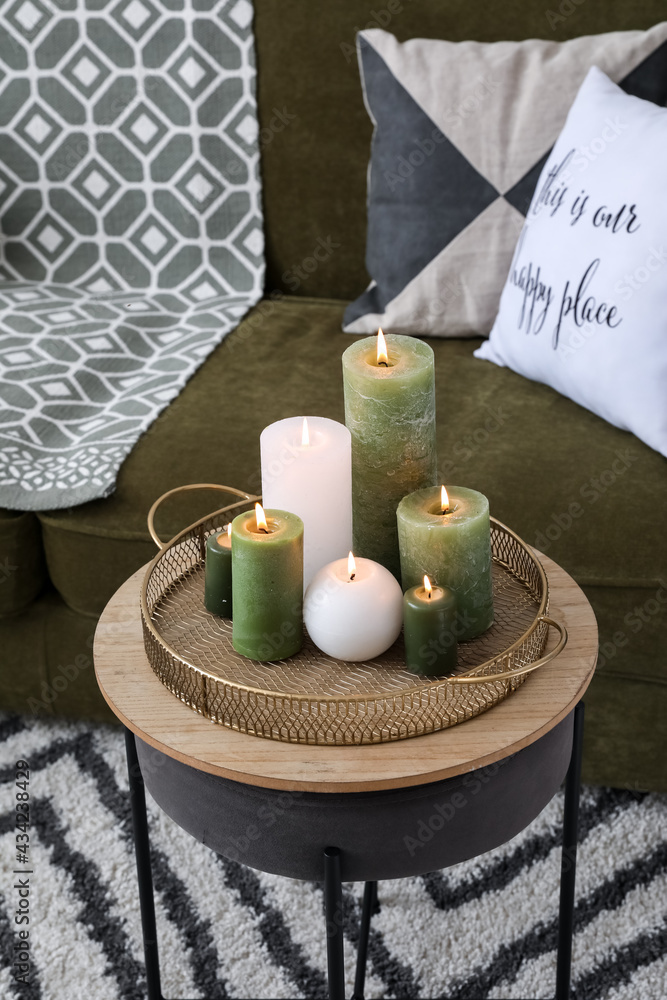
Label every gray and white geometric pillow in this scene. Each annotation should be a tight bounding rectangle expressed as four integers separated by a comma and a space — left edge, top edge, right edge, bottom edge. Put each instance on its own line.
0, 0, 264, 510
343, 23, 667, 338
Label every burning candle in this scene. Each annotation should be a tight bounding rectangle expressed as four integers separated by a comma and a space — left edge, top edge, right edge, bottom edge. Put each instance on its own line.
231, 503, 304, 661
260, 415, 352, 590
397, 485, 494, 640
342, 329, 437, 580
403, 575, 458, 676
303, 551, 403, 661
204, 522, 232, 618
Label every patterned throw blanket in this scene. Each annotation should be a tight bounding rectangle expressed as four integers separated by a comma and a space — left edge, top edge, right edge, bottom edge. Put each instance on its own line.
0, 0, 263, 510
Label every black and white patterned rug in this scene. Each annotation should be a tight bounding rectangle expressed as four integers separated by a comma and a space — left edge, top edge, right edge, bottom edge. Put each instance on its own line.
0, 714, 665, 999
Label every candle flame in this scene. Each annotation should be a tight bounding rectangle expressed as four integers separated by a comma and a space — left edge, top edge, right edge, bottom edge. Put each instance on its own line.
255, 502, 268, 532
376, 327, 389, 366
226, 522, 232, 537
440, 485, 450, 513
424, 574, 432, 599
348, 550, 356, 580
301, 416, 309, 446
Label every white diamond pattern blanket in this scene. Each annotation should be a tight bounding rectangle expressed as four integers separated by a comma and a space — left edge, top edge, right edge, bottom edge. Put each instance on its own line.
0, 0, 263, 510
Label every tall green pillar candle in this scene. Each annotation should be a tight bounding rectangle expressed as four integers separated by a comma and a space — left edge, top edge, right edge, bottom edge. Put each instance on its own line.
397, 486, 494, 641
231, 504, 303, 661
204, 524, 232, 618
342, 331, 437, 579
403, 576, 458, 676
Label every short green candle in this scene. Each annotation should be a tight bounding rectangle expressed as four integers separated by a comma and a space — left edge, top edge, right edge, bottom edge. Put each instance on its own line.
204, 525, 232, 618
342, 332, 437, 579
397, 486, 494, 641
231, 505, 304, 661
403, 578, 458, 676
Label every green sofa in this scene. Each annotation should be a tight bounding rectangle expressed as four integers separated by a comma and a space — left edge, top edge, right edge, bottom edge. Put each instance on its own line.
2, 0, 665, 793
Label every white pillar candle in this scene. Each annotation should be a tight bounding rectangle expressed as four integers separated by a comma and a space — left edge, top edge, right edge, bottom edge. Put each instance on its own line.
261, 416, 353, 590
304, 553, 403, 661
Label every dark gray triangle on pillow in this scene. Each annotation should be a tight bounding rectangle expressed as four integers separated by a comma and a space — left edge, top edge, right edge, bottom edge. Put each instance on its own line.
344, 23, 667, 338
347, 37, 499, 326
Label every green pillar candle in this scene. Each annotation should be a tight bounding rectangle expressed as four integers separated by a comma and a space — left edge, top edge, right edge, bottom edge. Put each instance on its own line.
403, 576, 458, 676
204, 524, 232, 618
342, 331, 437, 580
397, 486, 494, 641
231, 504, 304, 661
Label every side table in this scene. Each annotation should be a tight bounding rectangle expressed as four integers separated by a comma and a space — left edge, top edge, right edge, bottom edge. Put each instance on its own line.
94, 552, 597, 1000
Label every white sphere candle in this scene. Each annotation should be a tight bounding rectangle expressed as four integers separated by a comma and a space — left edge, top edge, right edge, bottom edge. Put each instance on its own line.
261, 416, 353, 591
304, 552, 403, 661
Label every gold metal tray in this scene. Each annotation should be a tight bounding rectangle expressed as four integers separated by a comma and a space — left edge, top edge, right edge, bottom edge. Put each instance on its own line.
141, 484, 567, 745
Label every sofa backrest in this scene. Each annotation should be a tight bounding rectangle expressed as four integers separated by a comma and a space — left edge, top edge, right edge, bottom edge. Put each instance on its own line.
253, 0, 666, 301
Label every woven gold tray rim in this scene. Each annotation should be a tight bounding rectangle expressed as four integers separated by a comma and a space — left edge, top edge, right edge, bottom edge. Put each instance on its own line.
139, 484, 567, 744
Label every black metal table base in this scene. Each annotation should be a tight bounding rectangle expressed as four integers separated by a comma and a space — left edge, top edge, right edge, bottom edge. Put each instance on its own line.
124, 702, 584, 1000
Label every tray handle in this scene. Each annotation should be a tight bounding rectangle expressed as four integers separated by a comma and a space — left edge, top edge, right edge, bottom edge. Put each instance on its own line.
448, 616, 567, 684
147, 483, 259, 550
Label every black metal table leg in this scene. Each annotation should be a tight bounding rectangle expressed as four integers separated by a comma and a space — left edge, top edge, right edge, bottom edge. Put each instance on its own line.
556, 702, 585, 1000
352, 881, 376, 1000
324, 847, 346, 1000
125, 728, 164, 1000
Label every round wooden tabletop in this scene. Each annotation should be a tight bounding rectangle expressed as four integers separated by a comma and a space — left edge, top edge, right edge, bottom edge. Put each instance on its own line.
94, 553, 597, 793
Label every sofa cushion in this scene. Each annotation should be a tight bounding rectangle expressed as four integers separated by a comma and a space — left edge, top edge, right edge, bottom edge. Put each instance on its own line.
252, 0, 667, 300
343, 25, 667, 338
477, 67, 667, 458
36, 297, 666, 620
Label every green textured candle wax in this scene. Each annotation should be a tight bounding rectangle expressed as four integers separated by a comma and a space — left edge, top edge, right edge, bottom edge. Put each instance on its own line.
397, 486, 494, 641
231, 504, 303, 661
403, 577, 458, 676
204, 525, 232, 618
342, 332, 437, 579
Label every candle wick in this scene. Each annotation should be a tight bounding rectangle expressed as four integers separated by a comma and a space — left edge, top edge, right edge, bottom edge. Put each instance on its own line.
349, 573, 355, 581
427, 591, 431, 599
258, 526, 270, 534
378, 360, 388, 367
